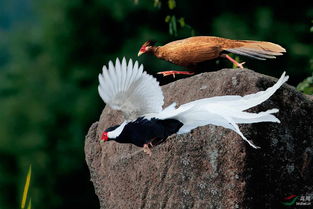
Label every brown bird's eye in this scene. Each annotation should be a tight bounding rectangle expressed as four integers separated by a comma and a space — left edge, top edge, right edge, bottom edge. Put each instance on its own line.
140, 45, 146, 52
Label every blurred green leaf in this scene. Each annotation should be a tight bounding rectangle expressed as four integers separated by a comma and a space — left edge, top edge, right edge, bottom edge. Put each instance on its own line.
234, 56, 243, 69
191, 28, 196, 36
168, 0, 176, 10
297, 74, 313, 95
165, 15, 171, 23
167, 15, 178, 36
154, 0, 161, 8
27, 199, 31, 209
178, 17, 185, 27
21, 165, 31, 209
172, 15, 177, 36
169, 19, 173, 35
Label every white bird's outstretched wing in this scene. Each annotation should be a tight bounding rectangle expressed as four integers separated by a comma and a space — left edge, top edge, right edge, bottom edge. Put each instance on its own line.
98, 58, 164, 120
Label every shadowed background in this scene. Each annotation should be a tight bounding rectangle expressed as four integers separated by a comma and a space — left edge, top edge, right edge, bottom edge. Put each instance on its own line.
0, 0, 312, 209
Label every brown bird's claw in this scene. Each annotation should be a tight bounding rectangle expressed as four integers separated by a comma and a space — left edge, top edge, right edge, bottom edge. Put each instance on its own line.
157, 71, 195, 78
143, 144, 152, 156
237, 62, 246, 69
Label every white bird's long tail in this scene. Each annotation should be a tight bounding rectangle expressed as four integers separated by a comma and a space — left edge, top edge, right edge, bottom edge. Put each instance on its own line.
156, 72, 289, 148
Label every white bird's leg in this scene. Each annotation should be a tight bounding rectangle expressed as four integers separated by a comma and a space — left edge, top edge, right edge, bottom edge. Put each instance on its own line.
149, 137, 158, 147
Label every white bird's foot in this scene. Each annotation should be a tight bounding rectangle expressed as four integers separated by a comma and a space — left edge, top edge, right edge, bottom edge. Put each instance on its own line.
143, 144, 152, 156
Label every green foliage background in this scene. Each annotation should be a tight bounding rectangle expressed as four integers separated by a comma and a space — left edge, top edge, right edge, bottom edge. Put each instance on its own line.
0, 0, 312, 208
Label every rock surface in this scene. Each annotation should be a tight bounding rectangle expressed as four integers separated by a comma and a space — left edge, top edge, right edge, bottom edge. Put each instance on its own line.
85, 69, 313, 209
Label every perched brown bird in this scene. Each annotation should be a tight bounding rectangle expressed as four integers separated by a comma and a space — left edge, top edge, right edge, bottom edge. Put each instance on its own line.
138, 36, 286, 76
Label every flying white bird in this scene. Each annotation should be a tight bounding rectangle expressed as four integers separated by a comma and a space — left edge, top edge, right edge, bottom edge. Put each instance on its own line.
98, 58, 288, 155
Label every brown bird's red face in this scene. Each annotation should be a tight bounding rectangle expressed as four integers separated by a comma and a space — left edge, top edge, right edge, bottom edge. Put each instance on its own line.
138, 40, 156, 56
101, 132, 109, 141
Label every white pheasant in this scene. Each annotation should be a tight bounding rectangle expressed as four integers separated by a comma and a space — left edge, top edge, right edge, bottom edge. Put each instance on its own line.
98, 58, 288, 155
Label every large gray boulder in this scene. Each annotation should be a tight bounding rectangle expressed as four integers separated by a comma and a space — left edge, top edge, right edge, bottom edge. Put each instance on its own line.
85, 69, 313, 209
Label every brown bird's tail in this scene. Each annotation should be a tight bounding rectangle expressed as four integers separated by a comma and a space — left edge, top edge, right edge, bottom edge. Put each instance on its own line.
224, 40, 286, 60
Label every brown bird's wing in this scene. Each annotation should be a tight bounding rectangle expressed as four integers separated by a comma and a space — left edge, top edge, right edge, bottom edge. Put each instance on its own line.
154, 36, 285, 67
222, 40, 286, 60
155, 36, 224, 66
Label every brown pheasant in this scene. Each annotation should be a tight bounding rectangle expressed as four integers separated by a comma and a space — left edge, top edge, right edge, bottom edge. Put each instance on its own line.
137, 36, 286, 76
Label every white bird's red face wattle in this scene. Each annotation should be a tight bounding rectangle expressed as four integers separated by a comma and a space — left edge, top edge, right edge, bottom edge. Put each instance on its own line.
101, 132, 109, 141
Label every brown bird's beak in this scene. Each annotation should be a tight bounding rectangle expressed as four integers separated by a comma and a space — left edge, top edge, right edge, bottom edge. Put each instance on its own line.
138, 51, 144, 56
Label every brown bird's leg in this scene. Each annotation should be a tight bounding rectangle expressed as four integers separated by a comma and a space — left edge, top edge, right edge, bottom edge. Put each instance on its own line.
221, 54, 245, 69
157, 70, 195, 78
